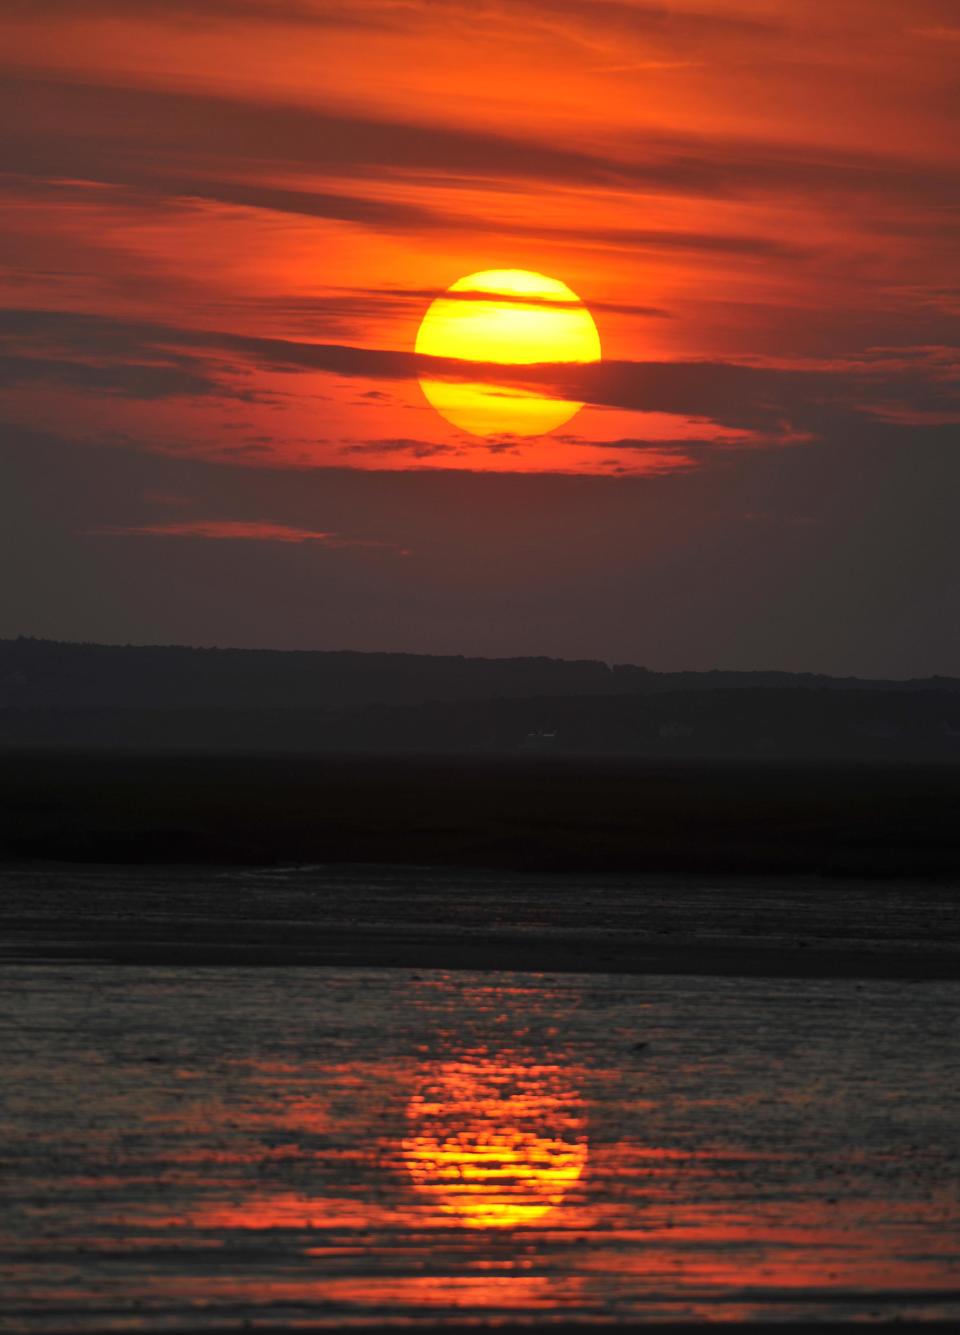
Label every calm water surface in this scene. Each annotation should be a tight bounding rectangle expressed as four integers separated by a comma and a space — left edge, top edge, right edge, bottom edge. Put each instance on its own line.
2, 959, 959, 1329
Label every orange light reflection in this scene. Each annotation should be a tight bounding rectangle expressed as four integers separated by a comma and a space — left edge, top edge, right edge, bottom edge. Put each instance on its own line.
402, 1051, 588, 1229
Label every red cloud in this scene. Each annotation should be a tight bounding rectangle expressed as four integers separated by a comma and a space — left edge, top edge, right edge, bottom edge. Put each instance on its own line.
87, 519, 407, 551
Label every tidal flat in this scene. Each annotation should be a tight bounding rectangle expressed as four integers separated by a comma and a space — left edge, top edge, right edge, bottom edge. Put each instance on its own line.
1, 864, 959, 1330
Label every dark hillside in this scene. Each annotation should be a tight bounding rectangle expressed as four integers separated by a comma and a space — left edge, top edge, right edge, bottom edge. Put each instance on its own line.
2, 639, 957, 712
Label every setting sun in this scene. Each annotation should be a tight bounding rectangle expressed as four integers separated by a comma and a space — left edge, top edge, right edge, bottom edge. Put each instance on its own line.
415, 269, 602, 438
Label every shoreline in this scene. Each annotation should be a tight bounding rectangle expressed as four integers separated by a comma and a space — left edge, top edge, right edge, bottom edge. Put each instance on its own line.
3, 752, 960, 879
4, 915, 957, 981
15, 1322, 960, 1334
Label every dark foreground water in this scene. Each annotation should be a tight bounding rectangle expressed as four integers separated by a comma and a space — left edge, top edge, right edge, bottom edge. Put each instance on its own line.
2, 945, 959, 1328
3, 863, 960, 977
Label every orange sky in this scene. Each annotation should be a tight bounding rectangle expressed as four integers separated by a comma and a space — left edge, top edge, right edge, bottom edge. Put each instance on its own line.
1, 1, 958, 667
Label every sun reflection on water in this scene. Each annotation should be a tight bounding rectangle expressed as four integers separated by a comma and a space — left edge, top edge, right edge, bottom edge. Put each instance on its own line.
401, 1049, 588, 1228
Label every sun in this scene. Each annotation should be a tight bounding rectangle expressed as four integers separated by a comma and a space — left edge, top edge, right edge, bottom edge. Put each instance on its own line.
414, 269, 601, 438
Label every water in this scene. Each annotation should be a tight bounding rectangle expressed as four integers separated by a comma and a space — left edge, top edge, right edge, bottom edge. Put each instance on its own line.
3, 863, 959, 974
2, 954, 959, 1329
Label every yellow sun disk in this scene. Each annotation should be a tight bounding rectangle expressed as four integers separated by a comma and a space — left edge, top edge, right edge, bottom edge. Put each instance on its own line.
415, 269, 601, 438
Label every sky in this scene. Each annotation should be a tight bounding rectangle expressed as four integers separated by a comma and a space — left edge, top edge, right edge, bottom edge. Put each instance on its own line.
1, 0, 958, 674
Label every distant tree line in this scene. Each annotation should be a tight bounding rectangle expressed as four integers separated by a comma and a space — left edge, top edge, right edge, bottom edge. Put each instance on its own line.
1, 638, 957, 713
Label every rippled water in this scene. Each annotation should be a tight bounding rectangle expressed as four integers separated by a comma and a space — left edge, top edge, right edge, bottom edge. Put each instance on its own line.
2, 962, 959, 1329
4, 863, 959, 976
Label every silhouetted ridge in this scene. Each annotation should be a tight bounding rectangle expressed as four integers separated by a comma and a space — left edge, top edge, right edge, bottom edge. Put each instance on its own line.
0, 639, 611, 709
1, 638, 956, 712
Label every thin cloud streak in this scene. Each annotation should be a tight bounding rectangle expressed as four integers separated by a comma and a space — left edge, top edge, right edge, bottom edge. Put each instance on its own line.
1, 175, 810, 264
3, 71, 957, 208
86, 518, 408, 550
3, 307, 957, 444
